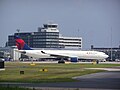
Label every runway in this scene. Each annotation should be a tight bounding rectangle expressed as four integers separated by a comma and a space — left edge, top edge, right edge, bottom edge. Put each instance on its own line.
0, 71, 120, 90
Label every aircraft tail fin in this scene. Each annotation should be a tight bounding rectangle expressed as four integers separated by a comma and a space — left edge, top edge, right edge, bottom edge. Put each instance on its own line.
14, 35, 32, 50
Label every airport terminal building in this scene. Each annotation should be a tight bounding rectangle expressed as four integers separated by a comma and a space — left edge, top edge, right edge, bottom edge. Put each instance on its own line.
8, 23, 82, 49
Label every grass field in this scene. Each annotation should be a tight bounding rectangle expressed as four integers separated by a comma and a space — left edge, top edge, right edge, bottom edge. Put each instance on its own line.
0, 62, 120, 83
0, 87, 31, 90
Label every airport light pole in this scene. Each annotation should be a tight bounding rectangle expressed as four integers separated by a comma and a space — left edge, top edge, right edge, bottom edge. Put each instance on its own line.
78, 28, 81, 50
16, 29, 20, 33
110, 27, 112, 61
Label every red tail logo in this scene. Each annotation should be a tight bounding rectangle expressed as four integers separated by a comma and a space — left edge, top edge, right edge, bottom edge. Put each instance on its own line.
14, 35, 32, 50
15, 39, 25, 50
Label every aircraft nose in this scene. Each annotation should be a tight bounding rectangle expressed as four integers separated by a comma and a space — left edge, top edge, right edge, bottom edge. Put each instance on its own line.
104, 55, 109, 58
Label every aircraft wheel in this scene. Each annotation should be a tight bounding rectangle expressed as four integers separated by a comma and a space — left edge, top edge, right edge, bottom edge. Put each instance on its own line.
58, 60, 65, 64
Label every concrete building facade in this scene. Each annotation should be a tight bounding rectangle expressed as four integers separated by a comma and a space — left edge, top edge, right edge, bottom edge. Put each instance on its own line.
59, 36, 82, 49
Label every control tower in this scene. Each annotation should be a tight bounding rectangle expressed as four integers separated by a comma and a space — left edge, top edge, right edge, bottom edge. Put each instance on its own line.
38, 23, 59, 32
33, 23, 59, 48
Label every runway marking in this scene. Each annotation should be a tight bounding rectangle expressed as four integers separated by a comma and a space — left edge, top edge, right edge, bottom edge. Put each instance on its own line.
85, 68, 120, 71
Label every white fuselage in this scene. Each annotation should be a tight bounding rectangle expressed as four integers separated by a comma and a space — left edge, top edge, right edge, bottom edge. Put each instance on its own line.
18, 50, 108, 60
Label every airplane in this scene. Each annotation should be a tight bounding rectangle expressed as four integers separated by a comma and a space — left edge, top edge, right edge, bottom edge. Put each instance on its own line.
14, 35, 109, 62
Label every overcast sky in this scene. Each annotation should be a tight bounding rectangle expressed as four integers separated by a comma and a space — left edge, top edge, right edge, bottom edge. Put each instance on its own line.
0, 0, 120, 49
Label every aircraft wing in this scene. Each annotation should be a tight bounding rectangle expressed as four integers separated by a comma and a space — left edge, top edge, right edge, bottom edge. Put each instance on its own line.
41, 51, 77, 58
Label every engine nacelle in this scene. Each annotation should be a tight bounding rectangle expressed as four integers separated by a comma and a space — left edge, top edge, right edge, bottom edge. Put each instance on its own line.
70, 57, 78, 62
